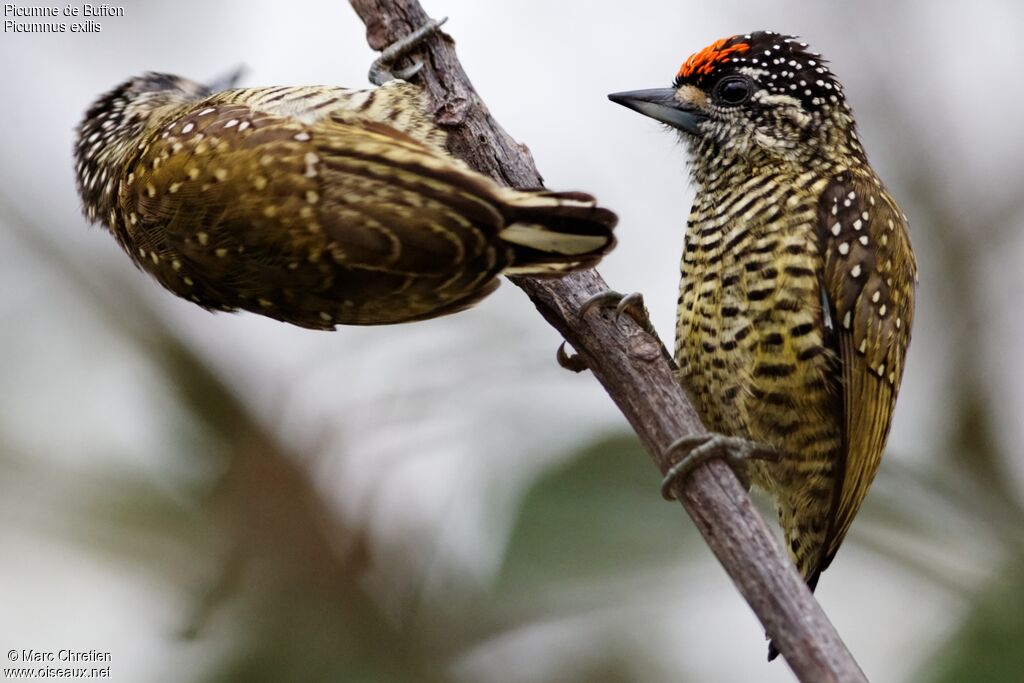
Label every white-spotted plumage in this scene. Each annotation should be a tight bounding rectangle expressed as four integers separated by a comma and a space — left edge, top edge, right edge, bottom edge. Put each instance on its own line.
617, 32, 917, 641
74, 72, 616, 328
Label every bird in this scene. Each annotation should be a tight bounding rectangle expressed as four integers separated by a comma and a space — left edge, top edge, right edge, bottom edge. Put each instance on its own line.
607, 31, 916, 656
73, 20, 616, 329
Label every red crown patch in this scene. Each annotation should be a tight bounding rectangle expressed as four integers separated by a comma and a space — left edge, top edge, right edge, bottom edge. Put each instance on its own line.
677, 37, 750, 79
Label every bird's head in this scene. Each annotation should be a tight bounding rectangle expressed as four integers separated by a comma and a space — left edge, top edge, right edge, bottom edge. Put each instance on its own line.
610, 32, 864, 172
74, 70, 241, 222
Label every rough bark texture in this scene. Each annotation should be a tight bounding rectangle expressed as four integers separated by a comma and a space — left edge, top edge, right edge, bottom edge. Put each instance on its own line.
348, 2, 869, 681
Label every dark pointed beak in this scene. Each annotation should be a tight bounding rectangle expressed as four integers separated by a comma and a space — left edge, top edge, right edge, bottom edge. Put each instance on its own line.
206, 65, 247, 93
608, 88, 707, 136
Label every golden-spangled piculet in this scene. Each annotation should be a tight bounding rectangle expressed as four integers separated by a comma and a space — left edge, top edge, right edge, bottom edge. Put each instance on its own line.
610, 30, 917, 635
74, 57, 616, 328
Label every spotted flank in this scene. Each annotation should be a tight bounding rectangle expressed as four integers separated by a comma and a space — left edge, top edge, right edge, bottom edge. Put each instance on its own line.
73, 73, 616, 328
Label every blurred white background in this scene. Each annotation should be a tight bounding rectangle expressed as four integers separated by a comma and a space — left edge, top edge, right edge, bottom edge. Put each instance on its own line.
2, 1, 1023, 682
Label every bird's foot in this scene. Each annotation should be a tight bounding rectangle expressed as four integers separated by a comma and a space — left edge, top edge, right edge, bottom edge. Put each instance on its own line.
556, 290, 656, 372
556, 341, 589, 373
660, 433, 778, 500
368, 16, 448, 86
579, 290, 656, 334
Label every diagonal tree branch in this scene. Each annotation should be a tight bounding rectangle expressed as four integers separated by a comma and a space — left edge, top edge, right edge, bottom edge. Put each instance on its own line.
348, 2, 868, 680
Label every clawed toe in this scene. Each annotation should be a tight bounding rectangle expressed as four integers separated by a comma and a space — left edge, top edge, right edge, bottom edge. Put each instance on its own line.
660, 433, 777, 500
390, 61, 425, 82
578, 289, 656, 336
368, 16, 448, 85
556, 341, 589, 373
615, 291, 648, 322
579, 290, 626, 319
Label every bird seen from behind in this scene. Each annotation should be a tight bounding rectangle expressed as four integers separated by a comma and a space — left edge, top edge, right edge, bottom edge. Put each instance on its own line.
608, 31, 917, 657
74, 21, 616, 329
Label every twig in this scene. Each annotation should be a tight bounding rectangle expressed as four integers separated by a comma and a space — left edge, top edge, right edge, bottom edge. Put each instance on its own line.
347, 2, 868, 680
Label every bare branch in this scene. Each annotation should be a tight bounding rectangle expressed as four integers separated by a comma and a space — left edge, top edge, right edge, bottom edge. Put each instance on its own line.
347, 2, 868, 680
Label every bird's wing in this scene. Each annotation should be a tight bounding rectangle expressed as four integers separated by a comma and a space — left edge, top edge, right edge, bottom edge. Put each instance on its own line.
121, 99, 513, 327
128, 99, 508, 279
813, 172, 917, 574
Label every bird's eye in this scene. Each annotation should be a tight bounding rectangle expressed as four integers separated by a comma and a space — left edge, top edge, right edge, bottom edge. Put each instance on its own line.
716, 77, 751, 105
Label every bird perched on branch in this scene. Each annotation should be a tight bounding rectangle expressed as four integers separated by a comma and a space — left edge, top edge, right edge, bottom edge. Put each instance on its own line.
607, 31, 916, 657
73, 19, 616, 328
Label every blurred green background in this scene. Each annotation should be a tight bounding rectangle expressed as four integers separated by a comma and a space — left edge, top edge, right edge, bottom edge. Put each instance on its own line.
2, 1, 1023, 681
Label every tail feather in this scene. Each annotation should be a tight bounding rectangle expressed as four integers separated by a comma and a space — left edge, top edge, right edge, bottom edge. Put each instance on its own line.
497, 190, 617, 274
766, 511, 830, 662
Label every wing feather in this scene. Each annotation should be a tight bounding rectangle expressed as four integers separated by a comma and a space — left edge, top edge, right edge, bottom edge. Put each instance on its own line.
129, 98, 509, 273
121, 95, 515, 326
814, 172, 917, 572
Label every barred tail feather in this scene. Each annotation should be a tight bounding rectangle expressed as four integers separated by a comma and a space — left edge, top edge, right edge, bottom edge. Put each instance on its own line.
498, 190, 617, 275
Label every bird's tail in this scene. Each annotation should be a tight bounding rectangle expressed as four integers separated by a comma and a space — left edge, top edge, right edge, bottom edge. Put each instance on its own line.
496, 189, 617, 275
766, 511, 831, 661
